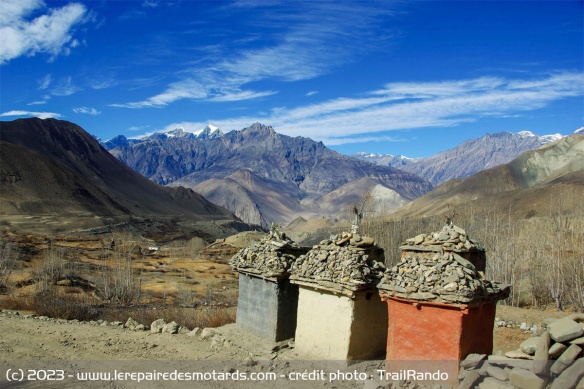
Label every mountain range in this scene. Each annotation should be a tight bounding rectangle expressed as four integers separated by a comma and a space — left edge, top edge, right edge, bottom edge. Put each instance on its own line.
353, 130, 575, 185
107, 123, 433, 227
0, 118, 246, 236
390, 134, 584, 220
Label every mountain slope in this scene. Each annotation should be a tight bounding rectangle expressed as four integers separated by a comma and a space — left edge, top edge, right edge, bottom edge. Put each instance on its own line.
111, 123, 433, 226
0, 118, 239, 233
355, 131, 564, 185
390, 134, 584, 219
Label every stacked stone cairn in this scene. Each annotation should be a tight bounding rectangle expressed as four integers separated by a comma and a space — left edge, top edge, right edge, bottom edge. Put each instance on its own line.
377, 223, 510, 304
289, 227, 385, 296
458, 313, 584, 389
229, 226, 308, 278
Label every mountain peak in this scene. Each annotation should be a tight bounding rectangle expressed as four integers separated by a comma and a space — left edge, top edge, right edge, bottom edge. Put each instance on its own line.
242, 122, 277, 138
574, 127, 584, 135
197, 124, 223, 139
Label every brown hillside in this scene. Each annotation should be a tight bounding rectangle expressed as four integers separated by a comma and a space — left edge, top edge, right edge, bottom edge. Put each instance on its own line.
390, 135, 584, 219
0, 118, 240, 234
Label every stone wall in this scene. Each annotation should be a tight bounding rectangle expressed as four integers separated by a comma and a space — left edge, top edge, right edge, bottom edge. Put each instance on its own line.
235, 273, 298, 342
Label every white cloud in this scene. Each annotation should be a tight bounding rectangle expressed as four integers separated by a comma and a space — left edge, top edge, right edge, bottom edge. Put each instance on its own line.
142, 72, 584, 145
27, 100, 47, 105
50, 76, 80, 96
112, 2, 393, 108
0, 110, 61, 119
111, 79, 275, 108
142, 1, 159, 8
306, 91, 318, 96
111, 79, 207, 108
208, 89, 277, 102
37, 74, 51, 90
0, 0, 88, 64
72, 107, 101, 115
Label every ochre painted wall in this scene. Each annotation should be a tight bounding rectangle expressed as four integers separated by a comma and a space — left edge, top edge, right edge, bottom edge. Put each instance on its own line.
295, 287, 387, 360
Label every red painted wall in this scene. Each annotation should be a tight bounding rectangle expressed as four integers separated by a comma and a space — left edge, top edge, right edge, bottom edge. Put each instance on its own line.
384, 296, 496, 360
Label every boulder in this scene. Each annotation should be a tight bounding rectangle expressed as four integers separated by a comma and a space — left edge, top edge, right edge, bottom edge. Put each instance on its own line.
509, 368, 548, 389
520, 336, 542, 355
548, 317, 584, 343
150, 319, 166, 334
550, 359, 584, 389
162, 321, 179, 334
125, 317, 139, 331
550, 344, 582, 376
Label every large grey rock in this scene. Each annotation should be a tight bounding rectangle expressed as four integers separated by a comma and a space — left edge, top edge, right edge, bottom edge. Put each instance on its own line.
533, 331, 551, 376
125, 317, 140, 330
505, 350, 534, 360
150, 319, 166, 334
487, 365, 509, 381
548, 317, 584, 343
577, 376, 584, 389
162, 321, 179, 334
478, 377, 513, 388
459, 370, 480, 389
520, 337, 542, 355
550, 344, 582, 376
200, 328, 218, 340
570, 337, 584, 345
487, 356, 534, 370
508, 368, 548, 389
550, 359, 584, 389
460, 353, 487, 369
549, 342, 568, 358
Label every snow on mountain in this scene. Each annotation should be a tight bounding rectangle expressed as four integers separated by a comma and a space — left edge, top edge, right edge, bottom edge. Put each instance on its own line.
353, 130, 570, 185
574, 127, 584, 135
539, 133, 564, 143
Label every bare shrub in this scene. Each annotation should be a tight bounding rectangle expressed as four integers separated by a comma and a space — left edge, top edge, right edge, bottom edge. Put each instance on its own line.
94, 241, 140, 305
185, 236, 208, 256
32, 290, 100, 321
0, 295, 35, 311
0, 239, 18, 293
33, 243, 66, 293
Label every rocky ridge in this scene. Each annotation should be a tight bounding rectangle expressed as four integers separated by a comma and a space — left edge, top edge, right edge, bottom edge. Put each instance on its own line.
355, 130, 569, 185
289, 228, 386, 295
109, 122, 433, 226
377, 224, 510, 304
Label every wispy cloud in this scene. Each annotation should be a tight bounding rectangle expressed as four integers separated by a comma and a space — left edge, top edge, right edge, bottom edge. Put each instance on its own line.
111, 79, 207, 108
0, 0, 89, 64
49, 76, 81, 97
112, 1, 394, 108
27, 100, 47, 105
306, 91, 318, 97
145, 72, 584, 145
37, 74, 52, 90
142, 1, 159, 8
0, 110, 61, 119
72, 107, 101, 115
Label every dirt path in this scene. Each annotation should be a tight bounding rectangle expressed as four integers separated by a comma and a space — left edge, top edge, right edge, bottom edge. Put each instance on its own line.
0, 306, 574, 389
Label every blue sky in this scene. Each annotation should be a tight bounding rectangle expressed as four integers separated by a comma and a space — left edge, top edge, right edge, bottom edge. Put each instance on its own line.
1, 0, 583, 158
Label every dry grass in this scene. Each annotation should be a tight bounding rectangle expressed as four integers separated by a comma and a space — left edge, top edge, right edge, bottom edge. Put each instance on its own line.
0, 232, 239, 331
100, 305, 236, 329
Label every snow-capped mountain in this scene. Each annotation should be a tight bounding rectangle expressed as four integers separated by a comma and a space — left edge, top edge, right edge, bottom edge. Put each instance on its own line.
574, 127, 584, 135
354, 130, 572, 185
354, 152, 419, 169
155, 124, 224, 140
100, 124, 224, 150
